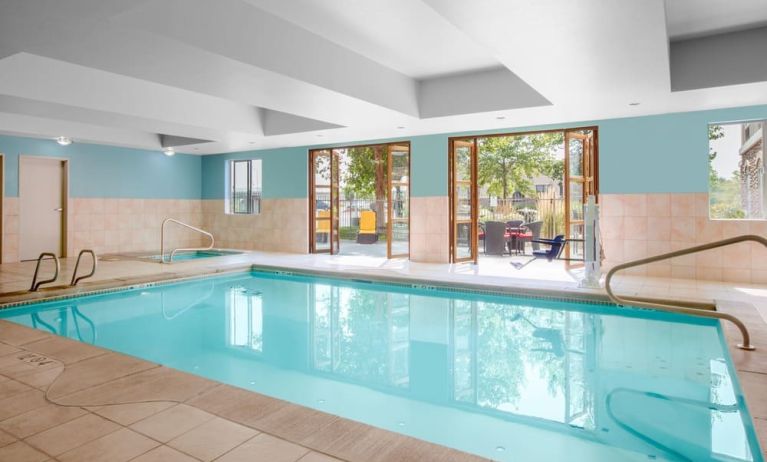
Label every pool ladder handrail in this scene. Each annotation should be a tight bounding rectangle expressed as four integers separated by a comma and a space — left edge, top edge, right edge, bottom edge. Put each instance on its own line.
160, 218, 215, 263
70, 249, 97, 286
30, 252, 60, 291
605, 234, 765, 351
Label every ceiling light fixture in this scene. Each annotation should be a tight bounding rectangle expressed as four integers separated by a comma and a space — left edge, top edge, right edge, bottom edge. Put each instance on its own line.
396, 126, 405, 129
496, 116, 506, 120
316, 134, 324, 138
629, 102, 641, 106
56, 136, 72, 146
162, 147, 176, 156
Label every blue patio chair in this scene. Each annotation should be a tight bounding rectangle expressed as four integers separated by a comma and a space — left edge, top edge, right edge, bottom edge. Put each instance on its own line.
511, 235, 566, 269
531, 235, 566, 261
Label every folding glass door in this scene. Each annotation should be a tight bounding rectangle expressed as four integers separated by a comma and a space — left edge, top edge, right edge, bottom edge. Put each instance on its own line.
564, 129, 597, 261
449, 138, 477, 263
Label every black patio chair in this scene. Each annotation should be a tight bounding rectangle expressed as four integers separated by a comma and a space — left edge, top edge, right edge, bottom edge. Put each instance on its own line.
522, 221, 543, 251
484, 221, 507, 256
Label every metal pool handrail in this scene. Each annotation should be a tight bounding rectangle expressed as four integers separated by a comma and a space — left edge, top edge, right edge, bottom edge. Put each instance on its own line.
30, 252, 60, 291
160, 218, 215, 263
605, 234, 765, 351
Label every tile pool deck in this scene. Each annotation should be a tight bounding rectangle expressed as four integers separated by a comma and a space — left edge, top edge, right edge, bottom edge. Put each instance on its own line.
0, 250, 765, 460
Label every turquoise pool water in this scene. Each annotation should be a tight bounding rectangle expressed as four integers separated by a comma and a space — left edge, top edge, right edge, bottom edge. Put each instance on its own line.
148, 250, 243, 262
0, 271, 761, 461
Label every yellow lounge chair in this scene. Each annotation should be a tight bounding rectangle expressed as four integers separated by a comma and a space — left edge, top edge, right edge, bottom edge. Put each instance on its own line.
316, 210, 330, 243
356, 210, 378, 244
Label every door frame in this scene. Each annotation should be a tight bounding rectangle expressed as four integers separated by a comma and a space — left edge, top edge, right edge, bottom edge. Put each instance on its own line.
447, 126, 598, 264
448, 138, 478, 263
386, 142, 411, 259
308, 141, 411, 259
18, 155, 70, 259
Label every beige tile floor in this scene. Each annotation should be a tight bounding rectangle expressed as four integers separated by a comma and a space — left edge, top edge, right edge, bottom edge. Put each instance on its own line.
0, 322, 486, 462
0, 250, 766, 459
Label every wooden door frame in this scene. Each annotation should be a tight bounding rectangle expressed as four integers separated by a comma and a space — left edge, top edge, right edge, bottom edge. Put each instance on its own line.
447, 126, 598, 264
308, 149, 332, 254
386, 142, 411, 259
18, 155, 70, 259
308, 141, 412, 258
564, 129, 599, 262
448, 138, 478, 264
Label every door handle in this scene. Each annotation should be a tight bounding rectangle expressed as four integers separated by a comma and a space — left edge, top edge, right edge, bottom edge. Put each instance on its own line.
54, 208, 63, 212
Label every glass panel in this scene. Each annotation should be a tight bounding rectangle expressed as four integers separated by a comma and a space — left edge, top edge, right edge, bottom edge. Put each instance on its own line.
313, 151, 332, 252
231, 160, 250, 214
569, 181, 584, 221
569, 138, 583, 177
455, 184, 472, 221
331, 151, 341, 254
455, 146, 472, 181
390, 147, 409, 257
569, 223, 584, 260
455, 222, 472, 259
709, 121, 767, 219
250, 159, 262, 214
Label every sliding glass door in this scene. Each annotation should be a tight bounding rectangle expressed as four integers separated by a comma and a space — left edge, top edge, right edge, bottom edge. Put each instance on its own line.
450, 138, 478, 263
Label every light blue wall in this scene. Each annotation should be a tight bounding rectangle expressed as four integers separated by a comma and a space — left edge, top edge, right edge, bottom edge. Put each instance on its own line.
203, 104, 767, 199
0, 135, 201, 199
201, 146, 307, 199
5, 104, 766, 201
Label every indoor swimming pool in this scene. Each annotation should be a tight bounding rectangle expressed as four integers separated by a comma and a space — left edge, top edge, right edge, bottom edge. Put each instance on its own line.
0, 270, 761, 461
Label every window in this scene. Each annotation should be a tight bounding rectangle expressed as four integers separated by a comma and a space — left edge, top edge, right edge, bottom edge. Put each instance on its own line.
709, 121, 766, 219
228, 159, 261, 214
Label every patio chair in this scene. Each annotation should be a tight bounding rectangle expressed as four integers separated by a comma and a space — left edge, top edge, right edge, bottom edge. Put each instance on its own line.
316, 210, 330, 243
356, 210, 378, 244
531, 235, 566, 261
484, 221, 507, 256
510, 235, 566, 269
478, 222, 486, 253
506, 220, 524, 232
522, 221, 543, 250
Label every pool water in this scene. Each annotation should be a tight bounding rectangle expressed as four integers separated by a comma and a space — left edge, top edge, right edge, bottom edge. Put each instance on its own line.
0, 271, 761, 461
148, 249, 243, 262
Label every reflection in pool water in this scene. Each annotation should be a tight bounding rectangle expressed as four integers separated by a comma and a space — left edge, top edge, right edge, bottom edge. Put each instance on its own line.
1, 271, 761, 462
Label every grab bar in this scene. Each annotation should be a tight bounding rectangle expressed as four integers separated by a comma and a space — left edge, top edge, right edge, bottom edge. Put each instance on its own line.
70, 249, 97, 286
160, 218, 214, 263
605, 235, 766, 351
30, 252, 60, 291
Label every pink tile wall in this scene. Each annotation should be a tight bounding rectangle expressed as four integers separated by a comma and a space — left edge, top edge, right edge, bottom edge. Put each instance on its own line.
600, 193, 766, 283
67, 198, 205, 257
410, 196, 449, 263
201, 199, 308, 254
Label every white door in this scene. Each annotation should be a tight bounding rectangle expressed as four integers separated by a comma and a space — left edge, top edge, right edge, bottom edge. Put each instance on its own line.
20, 157, 65, 260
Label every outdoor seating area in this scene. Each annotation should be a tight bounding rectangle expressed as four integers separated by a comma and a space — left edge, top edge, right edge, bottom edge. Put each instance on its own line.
479, 220, 547, 256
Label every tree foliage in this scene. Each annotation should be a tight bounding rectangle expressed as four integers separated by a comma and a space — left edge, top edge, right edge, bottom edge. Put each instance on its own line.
708, 124, 746, 219
342, 146, 387, 200
478, 133, 564, 199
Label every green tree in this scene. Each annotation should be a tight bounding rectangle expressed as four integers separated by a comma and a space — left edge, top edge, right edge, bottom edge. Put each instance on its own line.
478, 133, 563, 199
341, 146, 388, 231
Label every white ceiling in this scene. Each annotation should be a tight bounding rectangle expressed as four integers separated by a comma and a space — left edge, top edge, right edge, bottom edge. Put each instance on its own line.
666, 0, 767, 39
0, 0, 765, 155
243, 0, 500, 78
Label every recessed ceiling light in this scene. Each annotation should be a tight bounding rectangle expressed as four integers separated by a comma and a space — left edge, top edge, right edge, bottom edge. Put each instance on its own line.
249, 141, 256, 145
56, 136, 72, 146
629, 102, 641, 106
162, 147, 176, 156
496, 116, 506, 120
316, 134, 324, 138
396, 126, 405, 129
